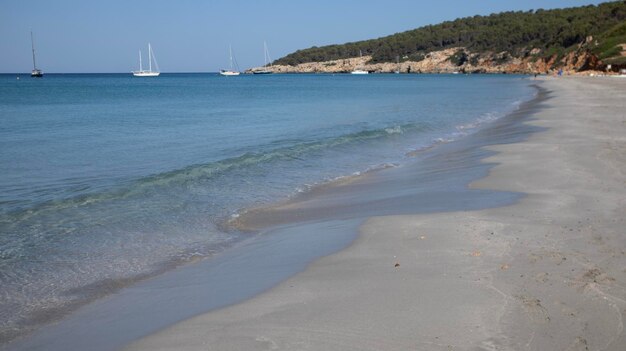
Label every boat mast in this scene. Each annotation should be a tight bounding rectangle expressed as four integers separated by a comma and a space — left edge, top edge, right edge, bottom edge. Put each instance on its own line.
263, 41, 272, 68
31, 31, 38, 70
139, 50, 143, 72
148, 43, 152, 72
229, 44, 234, 70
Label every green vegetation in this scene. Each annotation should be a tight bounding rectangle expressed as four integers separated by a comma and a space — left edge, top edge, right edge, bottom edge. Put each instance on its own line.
275, 1, 626, 66
592, 21, 626, 63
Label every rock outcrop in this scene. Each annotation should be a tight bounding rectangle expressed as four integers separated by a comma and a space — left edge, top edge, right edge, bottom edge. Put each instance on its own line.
247, 40, 606, 75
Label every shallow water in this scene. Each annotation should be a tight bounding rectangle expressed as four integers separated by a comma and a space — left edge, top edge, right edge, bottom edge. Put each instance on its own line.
0, 73, 534, 341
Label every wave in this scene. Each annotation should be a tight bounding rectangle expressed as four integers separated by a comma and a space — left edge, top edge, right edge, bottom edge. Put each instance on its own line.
1, 122, 429, 222
403, 99, 527, 158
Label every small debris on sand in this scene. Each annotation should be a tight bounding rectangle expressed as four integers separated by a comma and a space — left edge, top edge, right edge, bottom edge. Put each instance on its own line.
471, 250, 482, 257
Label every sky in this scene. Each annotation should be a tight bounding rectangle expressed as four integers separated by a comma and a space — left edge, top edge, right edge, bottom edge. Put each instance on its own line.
0, 0, 610, 73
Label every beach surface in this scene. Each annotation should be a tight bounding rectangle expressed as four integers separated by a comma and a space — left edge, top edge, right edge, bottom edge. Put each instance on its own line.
126, 76, 626, 351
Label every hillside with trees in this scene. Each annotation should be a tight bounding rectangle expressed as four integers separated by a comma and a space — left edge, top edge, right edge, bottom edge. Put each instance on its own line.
273, 1, 626, 71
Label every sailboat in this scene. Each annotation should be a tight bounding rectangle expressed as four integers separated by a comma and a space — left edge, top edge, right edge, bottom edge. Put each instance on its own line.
351, 69, 369, 75
395, 55, 401, 74
220, 45, 240, 76
132, 43, 160, 77
30, 32, 43, 77
351, 50, 369, 75
253, 41, 273, 74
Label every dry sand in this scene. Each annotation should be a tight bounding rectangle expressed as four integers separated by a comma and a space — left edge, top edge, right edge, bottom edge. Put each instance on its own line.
126, 77, 626, 351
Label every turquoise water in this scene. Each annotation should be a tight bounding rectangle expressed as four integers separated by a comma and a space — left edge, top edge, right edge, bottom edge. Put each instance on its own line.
0, 73, 533, 339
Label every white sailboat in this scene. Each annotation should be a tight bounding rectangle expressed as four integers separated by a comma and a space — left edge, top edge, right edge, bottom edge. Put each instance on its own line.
351, 69, 369, 75
253, 41, 273, 74
132, 43, 160, 77
395, 55, 401, 74
30, 31, 43, 77
351, 50, 369, 75
220, 45, 240, 76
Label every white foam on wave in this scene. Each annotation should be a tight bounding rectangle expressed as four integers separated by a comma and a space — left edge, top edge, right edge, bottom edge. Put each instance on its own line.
405, 95, 530, 158
384, 125, 403, 135
288, 162, 400, 198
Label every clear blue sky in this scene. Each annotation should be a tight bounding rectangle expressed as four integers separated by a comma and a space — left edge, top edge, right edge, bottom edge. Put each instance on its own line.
0, 0, 608, 73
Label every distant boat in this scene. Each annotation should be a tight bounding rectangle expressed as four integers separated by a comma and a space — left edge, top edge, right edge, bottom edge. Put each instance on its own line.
351, 50, 369, 75
220, 45, 240, 76
350, 69, 369, 75
253, 41, 273, 74
132, 43, 160, 77
30, 32, 43, 77
395, 55, 401, 74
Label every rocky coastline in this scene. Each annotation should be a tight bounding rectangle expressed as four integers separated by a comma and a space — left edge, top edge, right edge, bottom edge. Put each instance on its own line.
247, 39, 618, 75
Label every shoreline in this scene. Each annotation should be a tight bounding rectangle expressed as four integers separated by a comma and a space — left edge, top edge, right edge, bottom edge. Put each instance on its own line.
2, 80, 541, 350
227, 85, 545, 232
125, 76, 626, 350
0, 75, 534, 348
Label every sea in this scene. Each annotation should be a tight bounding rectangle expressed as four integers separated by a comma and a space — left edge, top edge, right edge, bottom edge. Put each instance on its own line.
0, 73, 535, 342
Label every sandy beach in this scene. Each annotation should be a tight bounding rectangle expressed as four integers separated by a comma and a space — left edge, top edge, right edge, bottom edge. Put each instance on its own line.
123, 76, 626, 351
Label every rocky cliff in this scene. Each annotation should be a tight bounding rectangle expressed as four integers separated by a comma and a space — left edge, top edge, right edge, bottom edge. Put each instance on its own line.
247, 39, 606, 75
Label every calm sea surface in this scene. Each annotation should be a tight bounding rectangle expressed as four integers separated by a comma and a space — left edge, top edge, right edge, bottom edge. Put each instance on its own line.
0, 73, 534, 339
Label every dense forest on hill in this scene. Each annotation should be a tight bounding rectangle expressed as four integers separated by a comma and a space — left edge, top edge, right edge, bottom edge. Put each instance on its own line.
275, 1, 626, 66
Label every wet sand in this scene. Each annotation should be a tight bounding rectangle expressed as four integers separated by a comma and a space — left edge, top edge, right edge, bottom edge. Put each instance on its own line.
124, 76, 626, 350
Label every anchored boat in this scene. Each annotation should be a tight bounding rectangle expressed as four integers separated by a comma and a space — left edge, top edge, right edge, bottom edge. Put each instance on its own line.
252, 41, 273, 74
220, 45, 241, 76
30, 32, 43, 77
132, 43, 160, 77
